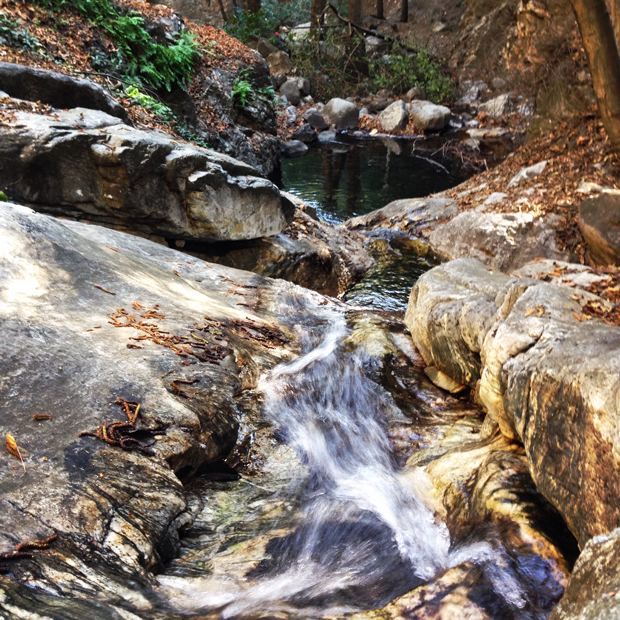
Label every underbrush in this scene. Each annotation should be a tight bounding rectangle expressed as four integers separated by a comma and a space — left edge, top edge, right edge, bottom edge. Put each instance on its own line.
293, 31, 454, 102
33, 0, 199, 90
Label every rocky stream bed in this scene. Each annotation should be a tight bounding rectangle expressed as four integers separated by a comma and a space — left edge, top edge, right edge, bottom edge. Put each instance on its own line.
1, 64, 620, 620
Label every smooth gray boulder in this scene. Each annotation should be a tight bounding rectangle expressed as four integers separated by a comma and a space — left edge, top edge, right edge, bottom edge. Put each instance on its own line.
426, 210, 569, 272
280, 140, 308, 158
279, 78, 301, 106
304, 107, 329, 130
379, 100, 409, 132
408, 100, 451, 131
0, 107, 292, 242
406, 257, 620, 549
0, 62, 130, 122
0, 201, 313, 615
324, 98, 359, 130
292, 123, 318, 143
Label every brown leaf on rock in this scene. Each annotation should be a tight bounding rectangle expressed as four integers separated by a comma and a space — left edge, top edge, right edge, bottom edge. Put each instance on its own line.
5, 432, 26, 473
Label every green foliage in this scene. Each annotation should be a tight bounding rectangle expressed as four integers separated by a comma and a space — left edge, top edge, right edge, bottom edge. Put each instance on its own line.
0, 11, 43, 53
292, 30, 453, 102
0, 191, 8, 202
223, 8, 276, 43
231, 68, 275, 109
68, 0, 198, 90
174, 122, 211, 148
368, 47, 453, 101
125, 85, 173, 119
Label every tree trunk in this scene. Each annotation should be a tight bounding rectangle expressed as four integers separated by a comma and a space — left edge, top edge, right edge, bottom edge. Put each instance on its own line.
605, 0, 620, 49
348, 0, 362, 26
398, 0, 408, 23
376, 0, 384, 20
216, 0, 228, 22
570, 0, 620, 152
246, 0, 260, 13
310, 0, 326, 31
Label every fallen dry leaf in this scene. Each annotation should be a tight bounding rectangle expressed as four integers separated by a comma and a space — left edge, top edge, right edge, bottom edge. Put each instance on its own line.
524, 304, 547, 317
5, 432, 26, 473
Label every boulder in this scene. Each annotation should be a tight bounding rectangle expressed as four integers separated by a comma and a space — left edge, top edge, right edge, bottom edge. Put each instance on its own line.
280, 140, 308, 158
292, 123, 318, 143
406, 257, 620, 548
271, 71, 288, 89
324, 98, 359, 130
379, 100, 409, 132
0, 107, 291, 242
0, 201, 311, 614
549, 527, 620, 620
266, 50, 292, 74
296, 76, 311, 96
579, 192, 620, 266
0, 62, 130, 123
199, 196, 374, 297
405, 86, 425, 101
279, 78, 301, 106
426, 210, 568, 271
304, 107, 328, 130
479, 93, 513, 118
364, 35, 390, 55
408, 100, 451, 131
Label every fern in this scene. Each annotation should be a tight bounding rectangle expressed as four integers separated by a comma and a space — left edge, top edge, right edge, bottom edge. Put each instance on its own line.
67, 0, 198, 90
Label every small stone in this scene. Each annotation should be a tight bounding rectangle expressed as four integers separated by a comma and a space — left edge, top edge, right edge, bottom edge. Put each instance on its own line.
266, 51, 292, 74
280, 79, 301, 106
318, 130, 337, 143
379, 100, 409, 132
405, 86, 425, 101
491, 77, 507, 90
280, 140, 308, 158
304, 108, 328, 131
507, 161, 547, 188
479, 93, 513, 119
292, 123, 317, 143
284, 105, 297, 126
323, 98, 359, 131
408, 100, 451, 131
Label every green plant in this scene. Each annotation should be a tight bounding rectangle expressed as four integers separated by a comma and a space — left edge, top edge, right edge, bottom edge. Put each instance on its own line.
231, 68, 276, 108
0, 191, 8, 202
368, 47, 453, 101
125, 85, 173, 120
232, 78, 255, 107
0, 11, 43, 53
174, 122, 211, 149
65, 0, 198, 90
223, 7, 277, 43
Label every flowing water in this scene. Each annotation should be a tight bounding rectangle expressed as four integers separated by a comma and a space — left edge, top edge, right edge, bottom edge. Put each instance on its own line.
160, 297, 564, 619
159, 139, 568, 619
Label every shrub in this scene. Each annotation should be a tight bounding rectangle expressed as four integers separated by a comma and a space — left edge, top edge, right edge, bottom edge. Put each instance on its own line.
69, 0, 199, 90
368, 47, 454, 101
0, 11, 43, 53
125, 85, 173, 120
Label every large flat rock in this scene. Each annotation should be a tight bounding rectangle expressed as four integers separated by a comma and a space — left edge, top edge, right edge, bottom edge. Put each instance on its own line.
0, 107, 292, 242
405, 258, 620, 549
0, 201, 322, 616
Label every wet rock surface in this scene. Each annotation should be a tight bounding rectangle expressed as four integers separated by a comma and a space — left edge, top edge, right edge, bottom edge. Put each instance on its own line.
0, 202, 572, 619
0, 107, 291, 242
184, 194, 374, 297
406, 258, 620, 549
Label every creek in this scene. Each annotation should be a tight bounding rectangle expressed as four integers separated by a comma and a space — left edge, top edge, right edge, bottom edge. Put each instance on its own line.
156, 138, 569, 619
279, 137, 470, 310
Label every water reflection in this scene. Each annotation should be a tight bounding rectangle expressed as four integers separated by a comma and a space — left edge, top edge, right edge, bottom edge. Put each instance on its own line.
281, 137, 467, 225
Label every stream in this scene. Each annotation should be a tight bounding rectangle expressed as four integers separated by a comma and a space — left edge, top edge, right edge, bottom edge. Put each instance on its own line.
157, 139, 571, 619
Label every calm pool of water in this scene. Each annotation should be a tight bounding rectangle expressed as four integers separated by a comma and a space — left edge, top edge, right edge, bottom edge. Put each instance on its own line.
280, 136, 468, 225
279, 136, 465, 310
